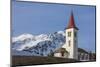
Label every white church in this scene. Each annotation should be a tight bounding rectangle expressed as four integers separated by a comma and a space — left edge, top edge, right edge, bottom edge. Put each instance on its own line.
53, 12, 90, 61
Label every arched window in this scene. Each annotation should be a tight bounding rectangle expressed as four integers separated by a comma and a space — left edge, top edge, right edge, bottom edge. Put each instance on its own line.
68, 31, 71, 37
61, 52, 64, 56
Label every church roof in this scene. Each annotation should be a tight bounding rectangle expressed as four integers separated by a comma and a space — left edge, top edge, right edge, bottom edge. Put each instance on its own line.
78, 48, 88, 54
54, 48, 68, 53
54, 48, 88, 54
66, 12, 78, 30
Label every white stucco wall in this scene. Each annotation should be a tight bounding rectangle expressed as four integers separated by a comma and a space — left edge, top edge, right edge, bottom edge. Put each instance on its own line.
62, 28, 78, 60
54, 52, 69, 58
78, 52, 90, 61
54, 53, 62, 57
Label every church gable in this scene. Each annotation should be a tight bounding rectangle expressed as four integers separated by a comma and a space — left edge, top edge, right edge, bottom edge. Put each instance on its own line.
54, 48, 69, 58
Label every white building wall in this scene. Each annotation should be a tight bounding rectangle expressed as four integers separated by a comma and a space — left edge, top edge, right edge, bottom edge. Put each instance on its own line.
54, 53, 62, 57
78, 52, 90, 61
62, 28, 78, 60
54, 52, 69, 58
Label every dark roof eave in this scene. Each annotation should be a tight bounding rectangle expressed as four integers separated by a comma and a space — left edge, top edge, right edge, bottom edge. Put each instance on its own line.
78, 48, 88, 54
66, 27, 79, 30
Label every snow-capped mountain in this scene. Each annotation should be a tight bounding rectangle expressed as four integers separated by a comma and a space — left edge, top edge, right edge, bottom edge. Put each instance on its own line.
12, 31, 66, 56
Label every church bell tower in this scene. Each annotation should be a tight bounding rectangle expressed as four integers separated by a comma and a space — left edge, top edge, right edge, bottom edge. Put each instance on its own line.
62, 12, 78, 60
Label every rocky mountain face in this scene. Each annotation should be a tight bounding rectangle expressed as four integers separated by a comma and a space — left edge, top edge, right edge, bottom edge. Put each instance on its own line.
12, 31, 66, 56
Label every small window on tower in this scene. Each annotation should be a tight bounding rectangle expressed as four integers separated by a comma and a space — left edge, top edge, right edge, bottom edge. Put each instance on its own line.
75, 32, 77, 37
68, 40, 71, 47
68, 32, 71, 37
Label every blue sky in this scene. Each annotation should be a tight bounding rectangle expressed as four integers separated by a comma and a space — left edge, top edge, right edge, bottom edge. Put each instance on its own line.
12, 1, 96, 52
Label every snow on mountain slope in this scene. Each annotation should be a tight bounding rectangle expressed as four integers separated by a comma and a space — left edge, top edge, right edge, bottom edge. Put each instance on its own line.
12, 31, 66, 56
12, 33, 35, 42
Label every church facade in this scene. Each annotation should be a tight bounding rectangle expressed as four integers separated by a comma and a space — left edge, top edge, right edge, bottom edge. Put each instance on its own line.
53, 12, 90, 61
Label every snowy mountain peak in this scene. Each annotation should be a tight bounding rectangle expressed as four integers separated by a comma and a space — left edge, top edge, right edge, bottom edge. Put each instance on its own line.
12, 33, 34, 42
36, 34, 50, 40
57, 31, 65, 36
12, 31, 66, 56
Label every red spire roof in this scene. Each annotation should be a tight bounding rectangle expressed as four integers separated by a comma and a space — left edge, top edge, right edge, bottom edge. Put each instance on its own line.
66, 12, 78, 30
